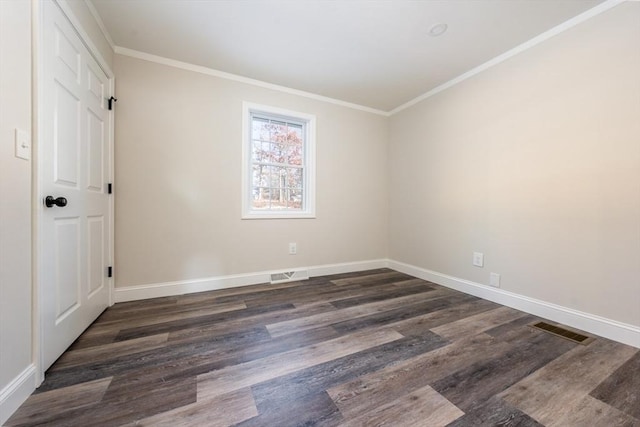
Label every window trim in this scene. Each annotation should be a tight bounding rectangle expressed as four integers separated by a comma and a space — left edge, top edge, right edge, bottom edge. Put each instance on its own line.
242, 102, 316, 219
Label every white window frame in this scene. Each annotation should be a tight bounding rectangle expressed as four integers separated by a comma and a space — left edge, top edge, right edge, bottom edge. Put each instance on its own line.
242, 102, 316, 219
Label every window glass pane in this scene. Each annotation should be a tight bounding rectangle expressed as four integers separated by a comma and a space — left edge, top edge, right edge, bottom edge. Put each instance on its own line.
272, 166, 281, 188
273, 143, 286, 164
286, 168, 303, 189
252, 117, 270, 142
269, 121, 287, 143
290, 188, 303, 209
275, 189, 284, 209
288, 124, 303, 144
253, 140, 268, 162
251, 187, 266, 210
252, 164, 269, 188
261, 142, 272, 163
286, 143, 303, 166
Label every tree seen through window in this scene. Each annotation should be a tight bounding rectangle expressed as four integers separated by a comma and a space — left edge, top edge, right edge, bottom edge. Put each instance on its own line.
251, 115, 305, 210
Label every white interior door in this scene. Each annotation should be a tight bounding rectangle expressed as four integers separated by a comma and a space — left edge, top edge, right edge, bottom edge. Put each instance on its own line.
39, 0, 112, 371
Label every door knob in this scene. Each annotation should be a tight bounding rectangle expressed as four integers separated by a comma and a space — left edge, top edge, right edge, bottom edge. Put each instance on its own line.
45, 196, 67, 208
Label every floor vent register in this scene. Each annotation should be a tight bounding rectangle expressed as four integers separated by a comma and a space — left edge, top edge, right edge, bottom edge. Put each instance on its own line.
530, 321, 594, 345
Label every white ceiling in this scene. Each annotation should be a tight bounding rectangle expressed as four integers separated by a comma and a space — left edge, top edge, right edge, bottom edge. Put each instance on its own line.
90, 0, 605, 112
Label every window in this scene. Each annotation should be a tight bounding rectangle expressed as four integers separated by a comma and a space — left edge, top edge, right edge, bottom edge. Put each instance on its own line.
242, 103, 316, 219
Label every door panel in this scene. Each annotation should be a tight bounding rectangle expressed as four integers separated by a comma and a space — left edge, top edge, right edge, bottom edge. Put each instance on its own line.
87, 66, 104, 102
87, 109, 104, 192
54, 218, 81, 319
53, 82, 80, 187
54, 24, 80, 81
87, 215, 105, 296
41, 0, 112, 371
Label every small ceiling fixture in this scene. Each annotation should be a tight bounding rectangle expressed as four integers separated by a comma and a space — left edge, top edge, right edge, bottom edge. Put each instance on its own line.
428, 23, 448, 37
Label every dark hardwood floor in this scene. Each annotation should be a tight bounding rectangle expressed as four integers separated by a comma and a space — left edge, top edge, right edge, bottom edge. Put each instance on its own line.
7, 269, 640, 426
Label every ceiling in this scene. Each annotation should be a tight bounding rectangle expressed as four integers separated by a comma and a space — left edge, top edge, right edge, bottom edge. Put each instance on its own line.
90, 0, 605, 112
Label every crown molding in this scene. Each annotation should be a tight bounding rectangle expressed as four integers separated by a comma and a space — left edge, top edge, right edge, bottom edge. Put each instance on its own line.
114, 46, 390, 117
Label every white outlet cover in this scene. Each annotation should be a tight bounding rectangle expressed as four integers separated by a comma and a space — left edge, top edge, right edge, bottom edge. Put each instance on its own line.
490, 273, 501, 288
289, 243, 297, 255
473, 252, 484, 267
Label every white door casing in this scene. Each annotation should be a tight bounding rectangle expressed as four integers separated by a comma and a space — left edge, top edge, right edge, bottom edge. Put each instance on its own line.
39, 0, 113, 372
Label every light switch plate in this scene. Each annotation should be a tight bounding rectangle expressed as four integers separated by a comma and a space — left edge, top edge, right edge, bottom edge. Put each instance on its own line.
473, 252, 484, 267
15, 128, 30, 160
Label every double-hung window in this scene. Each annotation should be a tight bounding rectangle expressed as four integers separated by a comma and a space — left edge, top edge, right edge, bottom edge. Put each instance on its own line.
242, 103, 316, 219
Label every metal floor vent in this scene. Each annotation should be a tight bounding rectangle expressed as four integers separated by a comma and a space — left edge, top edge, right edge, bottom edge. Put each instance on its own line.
530, 321, 593, 345
270, 269, 309, 284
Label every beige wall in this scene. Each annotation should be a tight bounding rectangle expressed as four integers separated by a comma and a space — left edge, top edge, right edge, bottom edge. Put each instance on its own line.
113, 55, 389, 287
389, 2, 640, 327
0, 0, 33, 419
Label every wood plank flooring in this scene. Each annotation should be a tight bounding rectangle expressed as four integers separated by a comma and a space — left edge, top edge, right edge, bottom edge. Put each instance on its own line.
7, 269, 640, 426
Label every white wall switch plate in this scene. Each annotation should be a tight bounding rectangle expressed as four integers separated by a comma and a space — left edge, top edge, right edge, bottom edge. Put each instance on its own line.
473, 252, 484, 267
490, 272, 501, 288
289, 242, 297, 255
14, 128, 30, 160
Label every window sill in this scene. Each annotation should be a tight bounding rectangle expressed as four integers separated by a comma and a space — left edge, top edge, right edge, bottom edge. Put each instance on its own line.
241, 212, 316, 220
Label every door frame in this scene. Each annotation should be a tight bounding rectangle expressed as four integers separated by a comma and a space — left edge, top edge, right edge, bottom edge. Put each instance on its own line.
34, 0, 115, 385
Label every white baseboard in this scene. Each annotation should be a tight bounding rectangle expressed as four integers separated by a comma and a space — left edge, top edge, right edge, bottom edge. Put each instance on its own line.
114, 259, 389, 303
307, 259, 389, 277
0, 364, 36, 426
388, 259, 640, 349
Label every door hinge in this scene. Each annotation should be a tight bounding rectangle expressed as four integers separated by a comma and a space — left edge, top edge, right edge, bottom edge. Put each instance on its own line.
107, 183, 112, 194
108, 96, 117, 111
107, 266, 113, 278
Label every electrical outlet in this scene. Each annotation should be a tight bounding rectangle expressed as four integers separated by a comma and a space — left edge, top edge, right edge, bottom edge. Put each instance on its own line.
289, 242, 297, 255
473, 252, 484, 267
490, 272, 501, 288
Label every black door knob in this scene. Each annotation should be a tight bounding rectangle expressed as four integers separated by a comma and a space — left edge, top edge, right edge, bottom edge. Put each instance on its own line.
45, 196, 68, 208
